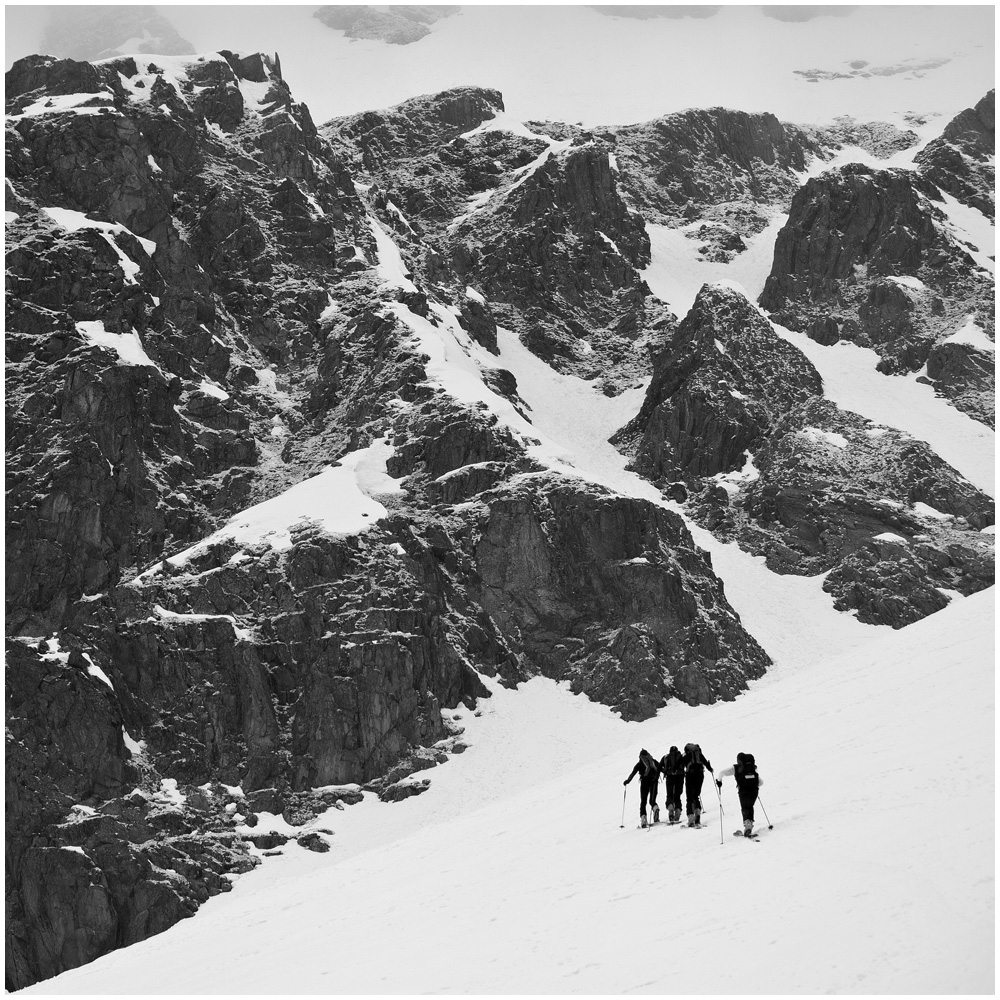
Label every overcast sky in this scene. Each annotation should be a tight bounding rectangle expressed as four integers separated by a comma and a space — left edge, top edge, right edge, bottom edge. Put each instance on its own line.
4, 4, 994, 127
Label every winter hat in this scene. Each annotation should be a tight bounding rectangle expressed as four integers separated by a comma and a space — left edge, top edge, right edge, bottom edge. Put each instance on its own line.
736, 752, 746, 763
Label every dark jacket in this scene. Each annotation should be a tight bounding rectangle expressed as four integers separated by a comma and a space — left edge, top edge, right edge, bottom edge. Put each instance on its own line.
659, 749, 685, 775
625, 751, 659, 784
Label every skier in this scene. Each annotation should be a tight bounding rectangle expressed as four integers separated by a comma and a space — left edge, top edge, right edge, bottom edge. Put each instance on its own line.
682, 743, 714, 827
658, 745, 685, 823
623, 748, 660, 827
717, 752, 763, 838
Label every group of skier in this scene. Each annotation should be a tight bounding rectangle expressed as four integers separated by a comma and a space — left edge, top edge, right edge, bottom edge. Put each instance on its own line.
624, 745, 763, 838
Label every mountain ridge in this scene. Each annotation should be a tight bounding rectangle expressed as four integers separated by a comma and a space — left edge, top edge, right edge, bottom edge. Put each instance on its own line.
4, 47, 994, 989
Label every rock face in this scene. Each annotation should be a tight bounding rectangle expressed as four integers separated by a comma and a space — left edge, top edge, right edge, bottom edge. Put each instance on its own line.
728, 397, 994, 625
614, 285, 994, 630
615, 284, 823, 481
915, 91, 995, 217
5, 55, 777, 988
759, 162, 995, 424
323, 93, 672, 395
473, 474, 769, 717
600, 108, 823, 230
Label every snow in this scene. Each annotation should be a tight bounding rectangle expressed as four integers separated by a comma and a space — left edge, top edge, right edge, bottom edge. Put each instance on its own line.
147, 154, 162, 174
122, 729, 145, 756
801, 426, 849, 449
28, 588, 994, 995
42, 207, 156, 286
197, 378, 229, 400
464, 285, 485, 305
912, 502, 953, 521
237, 77, 275, 114
81, 654, 114, 691
772, 324, 995, 497
9, 92, 116, 118
873, 532, 908, 544
368, 217, 416, 292
712, 451, 760, 496
152, 604, 253, 641
60, 846, 87, 856
135, 438, 404, 575
885, 274, 927, 292
76, 321, 162, 373
943, 316, 995, 353
156, 779, 186, 808
643, 217, 787, 318
934, 191, 995, 274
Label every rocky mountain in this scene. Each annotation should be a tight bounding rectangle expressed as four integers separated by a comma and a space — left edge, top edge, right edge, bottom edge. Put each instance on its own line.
759, 95, 996, 427
4, 47, 994, 991
4, 52, 772, 989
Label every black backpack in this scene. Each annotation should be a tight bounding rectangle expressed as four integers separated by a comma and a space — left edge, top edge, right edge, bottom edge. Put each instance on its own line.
735, 754, 758, 789
662, 749, 683, 775
640, 750, 658, 779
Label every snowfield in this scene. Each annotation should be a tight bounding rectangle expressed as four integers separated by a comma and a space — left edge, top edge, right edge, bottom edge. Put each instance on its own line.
26, 585, 994, 995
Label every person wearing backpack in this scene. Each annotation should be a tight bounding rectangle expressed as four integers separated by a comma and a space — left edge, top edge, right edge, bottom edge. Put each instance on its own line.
716, 752, 763, 837
623, 748, 660, 827
658, 746, 685, 824
681, 743, 714, 827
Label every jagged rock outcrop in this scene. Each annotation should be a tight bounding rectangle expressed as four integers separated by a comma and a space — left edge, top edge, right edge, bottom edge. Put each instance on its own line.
813, 117, 919, 159
698, 397, 994, 626
614, 284, 823, 481
5, 640, 261, 990
473, 474, 770, 716
324, 91, 673, 392
916, 91, 995, 217
758, 163, 994, 423
597, 108, 824, 231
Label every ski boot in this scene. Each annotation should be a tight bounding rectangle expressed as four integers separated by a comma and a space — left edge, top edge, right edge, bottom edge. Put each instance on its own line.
743, 819, 754, 838
687, 813, 696, 827
640, 812, 648, 829
652, 806, 660, 824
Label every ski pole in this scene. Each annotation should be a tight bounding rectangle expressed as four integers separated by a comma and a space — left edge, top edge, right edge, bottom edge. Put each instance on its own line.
620, 786, 627, 828
713, 779, 724, 845
758, 796, 773, 830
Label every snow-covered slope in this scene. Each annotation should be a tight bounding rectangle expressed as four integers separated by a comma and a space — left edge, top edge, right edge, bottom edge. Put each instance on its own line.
26, 582, 993, 994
